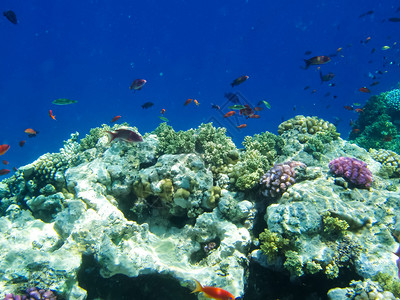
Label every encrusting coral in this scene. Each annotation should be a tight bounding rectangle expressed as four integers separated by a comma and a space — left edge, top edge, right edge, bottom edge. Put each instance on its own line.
259, 161, 307, 198
329, 157, 373, 189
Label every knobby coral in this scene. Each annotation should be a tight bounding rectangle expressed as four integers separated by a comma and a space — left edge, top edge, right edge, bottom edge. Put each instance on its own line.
259, 161, 307, 198
329, 157, 373, 189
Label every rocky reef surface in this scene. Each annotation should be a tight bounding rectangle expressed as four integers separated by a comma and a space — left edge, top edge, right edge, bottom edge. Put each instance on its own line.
0, 118, 399, 299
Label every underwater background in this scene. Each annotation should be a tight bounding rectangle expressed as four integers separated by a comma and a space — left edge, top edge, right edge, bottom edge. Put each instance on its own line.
2, 1, 400, 300
0, 0, 400, 170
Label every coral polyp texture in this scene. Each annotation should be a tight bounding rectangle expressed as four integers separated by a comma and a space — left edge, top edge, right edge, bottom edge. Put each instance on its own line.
4, 287, 57, 300
329, 157, 373, 189
259, 161, 306, 198
385, 88, 400, 111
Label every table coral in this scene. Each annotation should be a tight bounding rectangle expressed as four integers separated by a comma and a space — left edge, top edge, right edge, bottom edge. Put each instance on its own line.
329, 157, 373, 189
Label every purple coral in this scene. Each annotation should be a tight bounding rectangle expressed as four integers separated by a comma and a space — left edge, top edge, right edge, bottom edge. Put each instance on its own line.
329, 157, 373, 189
260, 161, 307, 198
3, 287, 57, 300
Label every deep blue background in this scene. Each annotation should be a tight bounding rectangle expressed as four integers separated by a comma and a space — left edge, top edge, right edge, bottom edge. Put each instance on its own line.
1, 0, 400, 175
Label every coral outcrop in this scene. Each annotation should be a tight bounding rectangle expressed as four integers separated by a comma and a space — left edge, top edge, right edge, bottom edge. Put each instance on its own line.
329, 157, 373, 188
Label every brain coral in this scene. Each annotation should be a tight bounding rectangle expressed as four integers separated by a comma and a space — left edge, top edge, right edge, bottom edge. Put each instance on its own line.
329, 157, 373, 189
385, 88, 400, 111
259, 161, 307, 198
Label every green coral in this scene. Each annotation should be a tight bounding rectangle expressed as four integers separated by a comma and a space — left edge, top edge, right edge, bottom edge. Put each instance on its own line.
207, 186, 222, 208
259, 229, 290, 258
373, 272, 400, 297
284, 250, 304, 277
305, 260, 322, 275
153, 123, 237, 170
385, 88, 400, 111
231, 131, 284, 191
370, 149, 400, 178
322, 212, 350, 237
325, 262, 340, 279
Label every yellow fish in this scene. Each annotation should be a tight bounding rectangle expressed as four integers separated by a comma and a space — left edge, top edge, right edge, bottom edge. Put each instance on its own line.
381, 46, 391, 50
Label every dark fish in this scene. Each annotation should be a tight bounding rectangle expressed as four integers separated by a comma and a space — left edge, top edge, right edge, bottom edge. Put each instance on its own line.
320, 71, 335, 82
130, 79, 146, 91
371, 48, 376, 54
304, 50, 312, 55
329, 83, 336, 87
397, 7, 400, 13
106, 129, 143, 143
370, 81, 380, 86
3, 10, 17, 24
211, 104, 220, 110
224, 93, 240, 104
388, 17, 400, 22
0, 169, 10, 176
141, 102, 154, 109
324, 92, 331, 97
231, 75, 249, 87
304, 86, 310, 90
19, 140, 26, 147
304, 56, 331, 69
359, 10, 374, 18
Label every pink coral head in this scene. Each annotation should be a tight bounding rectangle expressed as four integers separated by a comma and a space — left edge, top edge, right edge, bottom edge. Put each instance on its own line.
329, 157, 373, 189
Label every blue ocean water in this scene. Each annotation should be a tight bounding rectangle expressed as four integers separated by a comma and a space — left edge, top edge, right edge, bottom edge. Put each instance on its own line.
1, 0, 400, 174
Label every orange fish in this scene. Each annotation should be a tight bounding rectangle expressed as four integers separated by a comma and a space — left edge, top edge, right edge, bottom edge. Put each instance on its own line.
184, 99, 193, 106
254, 107, 264, 111
359, 87, 371, 93
0, 169, 10, 176
237, 124, 247, 128
2, 160, 9, 165
304, 56, 331, 69
194, 99, 199, 106
224, 111, 236, 118
160, 109, 166, 114
111, 115, 122, 123
248, 114, 260, 119
49, 109, 56, 120
355, 108, 364, 113
24, 128, 38, 137
19, 140, 26, 147
0, 144, 10, 155
352, 128, 360, 134
344, 106, 353, 111
191, 279, 235, 300
231, 75, 249, 87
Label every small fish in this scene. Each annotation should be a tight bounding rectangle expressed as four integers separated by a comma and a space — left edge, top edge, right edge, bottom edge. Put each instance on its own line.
184, 99, 193, 106
371, 48, 376, 54
248, 114, 260, 119
231, 75, 249, 87
223, 111, 236, 118
304, 56, 331, 69
382, 46, 391, 50
160, 109, 166, 114
2, 160, 9, 165
328, 83, 336, 87
3, 10, 17, 24
370, 81, 380, 86
52, 98, 78, 105
304, 86, 310, 90
355, 108, 364, 113
0, 169, 10, 176
194, 99, 199, 106
159, 116, 169, 122
228, 105, 246, 110
262, 100, 271, 109
141, 102, 154, 109
130, 79, 147, 91
239, 105, 254, 117
320, 71, 335, 82
344, 106, 354, 111
0, 144, 10, 155
211, 104, 220, 110
191, 279, 235, 300
304, 50, 312, 55
362, 36, 372, 44
359, 87, 371, 93
336, 47, 342, 52
382, 135, 393, 142
106, 129, 143, 143
24, 128, 38, 137
19, 140, 26, 147
224, 93, 240, 104
254, 106, 264, 111
388, 17, 400, 22
359, 10, 374, 18
324, 92, 331, 97
111, 115, 122, 123
353, 103, 361, 106
352, 128, 360, 134
350, 119, 354, 126
49, 110, 56, 120
311, 89, 317, 94
237, 124, 247, 129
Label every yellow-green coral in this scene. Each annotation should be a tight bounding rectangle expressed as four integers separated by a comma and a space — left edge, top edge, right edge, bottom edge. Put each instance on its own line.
159, 178, 174, 202
305, 260, 322, 275
325, 262, 339, 279
373, 272, 400, 297
207, 186, 222, 208
322, 212, 349, 237
370, 149, 400, 177
259, 229, 290, 258
278, 115, 340, 143
284, 250, 304, 277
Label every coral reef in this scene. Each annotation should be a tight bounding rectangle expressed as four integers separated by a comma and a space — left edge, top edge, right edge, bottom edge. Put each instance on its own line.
259, 161, 307, 197
4, 287, 57, 300
370, 148, 400, 178
385, 88, 400, 111
329, 157, 373, 189
328, 279, 398, 300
